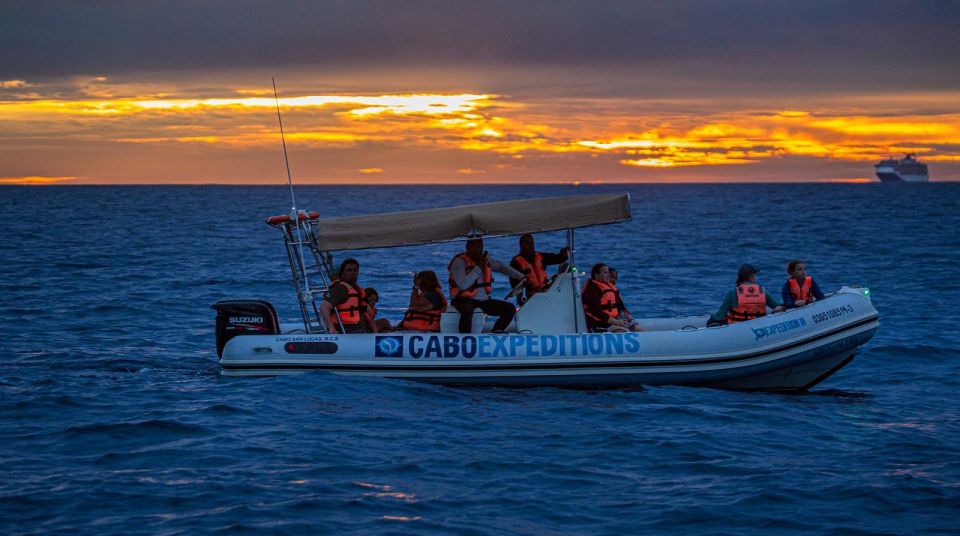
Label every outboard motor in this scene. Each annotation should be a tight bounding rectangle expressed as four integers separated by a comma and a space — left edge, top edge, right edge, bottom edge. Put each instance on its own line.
211, 300, 281, 357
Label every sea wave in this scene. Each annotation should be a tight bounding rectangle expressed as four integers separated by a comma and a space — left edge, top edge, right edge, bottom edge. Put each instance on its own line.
1, 184, 958, 534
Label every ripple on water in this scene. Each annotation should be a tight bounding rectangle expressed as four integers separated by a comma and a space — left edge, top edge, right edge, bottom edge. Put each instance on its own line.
63, 419, 212, 444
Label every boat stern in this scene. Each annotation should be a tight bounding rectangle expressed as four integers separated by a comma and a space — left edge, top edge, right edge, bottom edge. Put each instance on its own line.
211, 300, 281, 358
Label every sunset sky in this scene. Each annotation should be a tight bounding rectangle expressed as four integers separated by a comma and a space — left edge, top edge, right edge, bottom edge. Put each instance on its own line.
2, 1, 959, 185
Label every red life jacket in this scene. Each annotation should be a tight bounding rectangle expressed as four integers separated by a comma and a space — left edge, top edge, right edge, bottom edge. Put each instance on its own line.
448, 253, 493, 299
788, 276, 812, 303
329, 280, 367, 331
727, 284, 766, 323
582, 278, 620, 324
400, 287, 448, 332
513, 253, 548, 292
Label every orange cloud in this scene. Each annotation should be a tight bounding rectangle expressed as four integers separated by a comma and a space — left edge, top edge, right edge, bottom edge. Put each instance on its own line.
575, 109, 960, 167
0, 175, 76, 185
1, 82, 959, 181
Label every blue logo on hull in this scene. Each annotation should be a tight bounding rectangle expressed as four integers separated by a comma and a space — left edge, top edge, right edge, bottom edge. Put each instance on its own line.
375, 336, 404, 357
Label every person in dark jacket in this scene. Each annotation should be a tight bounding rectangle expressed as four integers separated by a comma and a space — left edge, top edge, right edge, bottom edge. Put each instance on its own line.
508, 234, 569, 304
708, 264, 784, 326
321, 258, 373, 333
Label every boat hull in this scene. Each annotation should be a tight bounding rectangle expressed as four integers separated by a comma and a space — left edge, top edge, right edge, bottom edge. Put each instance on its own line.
875, 154, 929, 182
219, 288, 879, 392
876, 171, 928, 183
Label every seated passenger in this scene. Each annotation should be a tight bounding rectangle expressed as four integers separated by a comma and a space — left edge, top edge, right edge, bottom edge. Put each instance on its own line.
708, 264, 785, 326
582, 263, 641, 332
448, 238, 525, 333
320, 258, 374, 333
781, 260, 825, 309
397, 271, 447, 332
363, 287, 392, 333
509, 233, 569, 304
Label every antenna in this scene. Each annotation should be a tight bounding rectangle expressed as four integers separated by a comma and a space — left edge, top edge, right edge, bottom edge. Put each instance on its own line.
272, 77, 296, 213
269, 78, 339, 333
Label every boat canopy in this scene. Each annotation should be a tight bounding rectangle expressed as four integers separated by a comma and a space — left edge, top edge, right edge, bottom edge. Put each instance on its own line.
312, 194, 631, 251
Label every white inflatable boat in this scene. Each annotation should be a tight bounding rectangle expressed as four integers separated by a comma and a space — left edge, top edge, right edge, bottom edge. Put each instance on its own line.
213, 194, 879, 392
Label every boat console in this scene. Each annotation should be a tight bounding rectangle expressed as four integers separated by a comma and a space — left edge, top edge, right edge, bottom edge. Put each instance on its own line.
514, 272, 587, 333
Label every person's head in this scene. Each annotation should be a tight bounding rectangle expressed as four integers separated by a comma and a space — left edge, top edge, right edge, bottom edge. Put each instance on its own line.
338, 258, 360, 284
609, 267, 619, 286
466, 238, 484, 261
364, 287, 378, 305
591, 263, 610, 282
519, 233, 536, 255
736, 264, 759, 285
787, 260, 807, 280
416, 270, 441, 290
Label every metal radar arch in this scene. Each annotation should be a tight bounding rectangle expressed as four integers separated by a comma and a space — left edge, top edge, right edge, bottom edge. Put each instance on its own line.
268, 79, 342, 334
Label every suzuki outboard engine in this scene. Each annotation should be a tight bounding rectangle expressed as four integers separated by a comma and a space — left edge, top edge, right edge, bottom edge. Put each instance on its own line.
211, 300, 281, 357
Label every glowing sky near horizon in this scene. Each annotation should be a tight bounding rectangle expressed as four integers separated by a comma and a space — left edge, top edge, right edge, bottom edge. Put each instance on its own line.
1, 1, 958, 184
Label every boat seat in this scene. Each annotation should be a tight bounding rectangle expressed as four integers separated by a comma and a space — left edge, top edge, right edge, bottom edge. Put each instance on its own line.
440, 310, 486, 333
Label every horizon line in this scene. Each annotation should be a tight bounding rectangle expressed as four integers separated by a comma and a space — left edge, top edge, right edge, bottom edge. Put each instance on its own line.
4, 179, 957, 187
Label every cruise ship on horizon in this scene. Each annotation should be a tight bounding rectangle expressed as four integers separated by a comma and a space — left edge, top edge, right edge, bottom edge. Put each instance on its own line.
875, 153, 929, 182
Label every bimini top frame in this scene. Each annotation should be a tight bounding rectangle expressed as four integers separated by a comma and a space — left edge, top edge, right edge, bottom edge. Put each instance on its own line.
306, 193, 631, 252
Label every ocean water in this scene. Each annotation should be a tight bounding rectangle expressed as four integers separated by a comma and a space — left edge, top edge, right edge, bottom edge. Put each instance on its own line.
1, 183, 958, 534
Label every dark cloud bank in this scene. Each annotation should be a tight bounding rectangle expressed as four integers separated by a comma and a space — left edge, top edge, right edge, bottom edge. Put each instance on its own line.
2, 0, 958, 92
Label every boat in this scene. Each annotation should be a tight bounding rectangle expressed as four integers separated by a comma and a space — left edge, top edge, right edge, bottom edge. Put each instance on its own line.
875, 153, 929, 182
212, 194, 880, 392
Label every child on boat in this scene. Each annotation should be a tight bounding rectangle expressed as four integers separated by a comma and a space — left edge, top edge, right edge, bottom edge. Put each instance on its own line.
781, 260, 825, 309
364, 288, 392, 333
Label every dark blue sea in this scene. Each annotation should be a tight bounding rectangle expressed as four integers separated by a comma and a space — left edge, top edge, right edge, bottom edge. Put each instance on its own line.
2, 184, 959, 534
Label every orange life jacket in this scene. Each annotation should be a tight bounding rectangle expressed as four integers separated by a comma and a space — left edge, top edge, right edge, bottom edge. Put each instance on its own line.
727, 284, 767, 323
582, 279, 620, 324
513, 253, 548, 292
364, 303, 377, 325
329, 280, 367, 331
448, 253, 493, 299
400, 287, 448, 332
788, 276, 812, 303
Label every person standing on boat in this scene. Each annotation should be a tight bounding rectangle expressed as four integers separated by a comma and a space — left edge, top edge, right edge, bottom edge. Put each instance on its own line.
320, 258, 375, 334
582, 263, 641, 332
509, 233, 569, 304
708, 264, 784, 326
448, 238, 525, 333
781, 260, 825, 309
